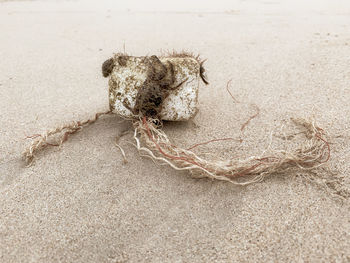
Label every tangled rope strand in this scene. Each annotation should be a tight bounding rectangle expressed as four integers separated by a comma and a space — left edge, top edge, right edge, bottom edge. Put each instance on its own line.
133, 117, 330, 185
23, 110, 112, 165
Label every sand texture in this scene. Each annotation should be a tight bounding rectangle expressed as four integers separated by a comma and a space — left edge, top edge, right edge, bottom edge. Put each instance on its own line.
0, 0, 350, 262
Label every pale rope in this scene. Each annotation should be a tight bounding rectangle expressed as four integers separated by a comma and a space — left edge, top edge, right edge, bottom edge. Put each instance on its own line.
22, 111, 348, 197
23, 110, 112, 166
132, 117, 332, 186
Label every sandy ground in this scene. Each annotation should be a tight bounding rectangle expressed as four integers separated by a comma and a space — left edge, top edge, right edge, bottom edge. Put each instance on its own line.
1, 0, 350, 262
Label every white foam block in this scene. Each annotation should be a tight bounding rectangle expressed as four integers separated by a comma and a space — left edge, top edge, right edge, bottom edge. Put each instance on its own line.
108, 55, 200, 121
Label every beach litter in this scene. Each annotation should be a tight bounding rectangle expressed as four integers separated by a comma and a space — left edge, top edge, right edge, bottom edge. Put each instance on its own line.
23, 51, 347, 196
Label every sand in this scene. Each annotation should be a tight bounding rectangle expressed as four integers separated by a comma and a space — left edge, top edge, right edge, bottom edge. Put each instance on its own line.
0, 0, 350, 262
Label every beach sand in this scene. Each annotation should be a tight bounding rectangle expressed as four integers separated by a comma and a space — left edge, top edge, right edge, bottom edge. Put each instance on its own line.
0, 0, 349, 262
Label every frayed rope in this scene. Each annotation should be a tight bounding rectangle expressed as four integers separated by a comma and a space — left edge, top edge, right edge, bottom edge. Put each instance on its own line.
23, 110, 112, 166
133, 116, 331, 186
